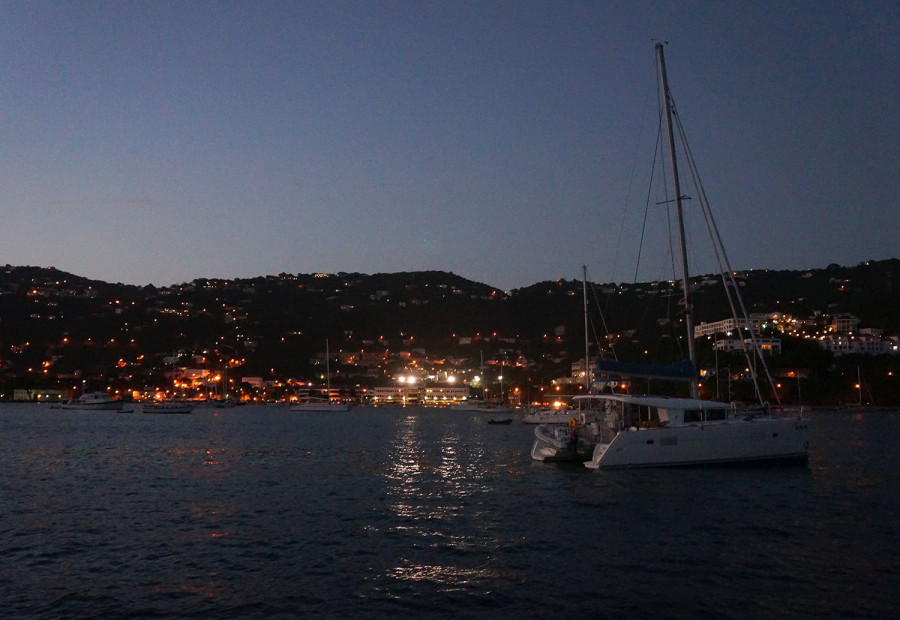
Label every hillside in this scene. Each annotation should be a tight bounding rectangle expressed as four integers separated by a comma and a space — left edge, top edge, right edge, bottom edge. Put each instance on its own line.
1, 260, 898, 405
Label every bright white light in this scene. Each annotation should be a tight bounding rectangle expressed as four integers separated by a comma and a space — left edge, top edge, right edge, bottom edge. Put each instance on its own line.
407, 376, 416, 384
447, 375, 456, 383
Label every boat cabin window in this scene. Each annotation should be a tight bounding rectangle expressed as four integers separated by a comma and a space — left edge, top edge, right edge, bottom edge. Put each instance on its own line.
623, 403, 663, 428
683, 409, 703, 423
683, 408, 728, 423
706, 408, 727, 421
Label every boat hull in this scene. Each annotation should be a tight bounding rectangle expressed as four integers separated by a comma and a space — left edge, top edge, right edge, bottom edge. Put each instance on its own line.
58, 392, 124, 411
59, 402, 124, 411
584, 417, 809, 469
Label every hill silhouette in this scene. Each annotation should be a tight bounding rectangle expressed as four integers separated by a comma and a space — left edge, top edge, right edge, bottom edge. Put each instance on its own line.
1, 260, 898, 405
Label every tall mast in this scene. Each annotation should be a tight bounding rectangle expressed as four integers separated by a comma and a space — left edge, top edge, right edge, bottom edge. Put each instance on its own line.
325, 339, 331, 397
656, 42, 698, 399
582, 265, 590, 393
480, 349, 486, 401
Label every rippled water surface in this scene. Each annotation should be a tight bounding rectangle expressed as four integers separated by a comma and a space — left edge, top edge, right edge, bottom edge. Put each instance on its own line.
1, 405, 897, 618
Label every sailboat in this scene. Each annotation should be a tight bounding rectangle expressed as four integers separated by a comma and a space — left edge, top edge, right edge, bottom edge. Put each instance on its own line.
196, 364, 238, 408
532, 43, 809, 468
291, 339, 350, 412
452, 350, 515, 418
530, 266, 598, 459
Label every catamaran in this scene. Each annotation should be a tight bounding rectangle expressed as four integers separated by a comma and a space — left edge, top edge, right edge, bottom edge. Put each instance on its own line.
532, 43, 809, 468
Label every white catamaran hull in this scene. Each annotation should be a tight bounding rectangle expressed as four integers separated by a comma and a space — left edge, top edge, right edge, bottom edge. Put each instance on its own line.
584, 417, 809, 469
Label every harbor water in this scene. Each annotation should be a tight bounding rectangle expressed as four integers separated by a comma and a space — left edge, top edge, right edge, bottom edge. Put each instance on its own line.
1, 404, 897, 618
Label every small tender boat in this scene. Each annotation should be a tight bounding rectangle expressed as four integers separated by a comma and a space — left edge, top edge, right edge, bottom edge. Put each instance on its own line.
487, 418, 514, 425
58, 392, 124, 411
531, 417, 595, 462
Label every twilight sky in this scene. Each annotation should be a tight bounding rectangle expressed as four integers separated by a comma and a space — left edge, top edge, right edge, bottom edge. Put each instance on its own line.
1, 1, 897, 290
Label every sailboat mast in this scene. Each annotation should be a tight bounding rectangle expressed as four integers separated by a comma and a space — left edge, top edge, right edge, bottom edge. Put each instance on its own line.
582, 265, 590, 393
325, 339, 331, 398
857, 366, 862, 406
656, 42, 699, 399
480, 349, 486, 401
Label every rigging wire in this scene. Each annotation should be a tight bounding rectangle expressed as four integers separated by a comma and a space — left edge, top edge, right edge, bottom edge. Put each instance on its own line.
585, 268, 618, 363
669, 92, 781, 406
616, 55, 660, 285
634, 109, 662, 284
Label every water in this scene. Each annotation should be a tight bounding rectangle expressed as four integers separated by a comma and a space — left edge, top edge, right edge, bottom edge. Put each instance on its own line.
1, 405, 897, 618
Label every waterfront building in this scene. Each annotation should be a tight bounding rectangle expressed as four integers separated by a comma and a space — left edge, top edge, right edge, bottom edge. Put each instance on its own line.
369, 383, 470, 406
713, 338, 782, 356
694, 314, 768, 338
818, 335, 898, 356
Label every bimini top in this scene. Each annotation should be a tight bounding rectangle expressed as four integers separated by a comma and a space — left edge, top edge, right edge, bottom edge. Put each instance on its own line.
594, 359, 695, 381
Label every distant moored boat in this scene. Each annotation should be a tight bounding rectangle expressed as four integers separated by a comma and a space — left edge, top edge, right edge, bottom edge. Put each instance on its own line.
58, 392, 124, 411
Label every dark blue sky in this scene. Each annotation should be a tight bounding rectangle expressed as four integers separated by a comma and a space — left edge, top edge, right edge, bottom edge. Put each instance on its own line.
2, 1, 897, 289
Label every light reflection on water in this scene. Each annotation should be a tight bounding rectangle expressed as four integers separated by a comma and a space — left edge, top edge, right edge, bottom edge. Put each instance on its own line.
377, 409, 515, 593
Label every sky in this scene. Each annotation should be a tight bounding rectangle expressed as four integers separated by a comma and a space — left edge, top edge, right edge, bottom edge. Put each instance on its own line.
1, 1, 898, 290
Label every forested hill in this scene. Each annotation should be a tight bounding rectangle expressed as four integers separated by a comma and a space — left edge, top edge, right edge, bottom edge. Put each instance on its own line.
0, 260, 897, 401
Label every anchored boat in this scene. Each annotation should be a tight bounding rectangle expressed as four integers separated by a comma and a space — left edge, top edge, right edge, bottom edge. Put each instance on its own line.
531, 43, 809, 468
